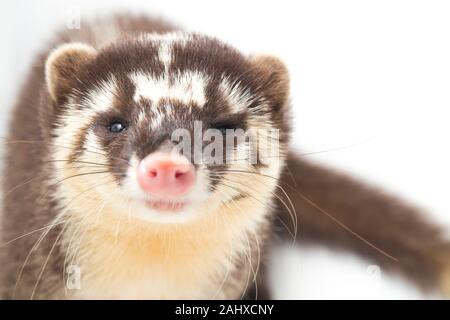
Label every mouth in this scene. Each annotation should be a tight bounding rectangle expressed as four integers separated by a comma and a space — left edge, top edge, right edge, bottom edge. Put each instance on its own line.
144, 199, 189, 212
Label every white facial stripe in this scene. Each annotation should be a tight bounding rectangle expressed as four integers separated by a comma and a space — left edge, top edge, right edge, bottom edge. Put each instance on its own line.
131, 71, 208, 107
141, 32, 188, 73
83, 130, 104, 160
158, 39, 172, 74
219, 77, 255, 114
51, 77, 117, 170
85, 76, 118, 113
219, 77, 273, 130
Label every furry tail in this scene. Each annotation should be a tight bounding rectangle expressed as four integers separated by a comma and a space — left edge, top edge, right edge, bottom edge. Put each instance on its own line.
276, 152, 450, 294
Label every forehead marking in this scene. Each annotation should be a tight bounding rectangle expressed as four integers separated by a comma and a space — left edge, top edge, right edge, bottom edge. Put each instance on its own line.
141, 32, 188, 73
159, 42, 171, 74
131, 71, 208, 107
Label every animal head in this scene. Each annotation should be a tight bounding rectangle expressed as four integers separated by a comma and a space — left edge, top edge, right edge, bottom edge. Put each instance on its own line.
44, 33, 291, 224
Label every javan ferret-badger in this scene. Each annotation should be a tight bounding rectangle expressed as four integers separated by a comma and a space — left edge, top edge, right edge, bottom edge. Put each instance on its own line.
1, 15, 450, 299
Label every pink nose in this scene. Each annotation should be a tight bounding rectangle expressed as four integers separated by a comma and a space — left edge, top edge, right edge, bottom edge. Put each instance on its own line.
137, 153, 196, 197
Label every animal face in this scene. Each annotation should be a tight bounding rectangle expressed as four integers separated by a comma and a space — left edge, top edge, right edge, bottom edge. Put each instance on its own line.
45, 33, 290, 224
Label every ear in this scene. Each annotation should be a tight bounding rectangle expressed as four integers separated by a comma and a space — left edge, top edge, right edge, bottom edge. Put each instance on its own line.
45, 43, 97, 104
250, 55, 290, 111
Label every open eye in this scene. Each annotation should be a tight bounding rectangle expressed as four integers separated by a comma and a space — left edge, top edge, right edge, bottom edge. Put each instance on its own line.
109, 121, 126, 133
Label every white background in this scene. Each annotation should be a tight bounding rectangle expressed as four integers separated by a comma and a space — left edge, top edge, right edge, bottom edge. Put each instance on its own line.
1, 0, 450, 299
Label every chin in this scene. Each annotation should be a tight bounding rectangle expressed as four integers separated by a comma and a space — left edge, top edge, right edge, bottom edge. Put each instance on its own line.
129, 198, 208, 224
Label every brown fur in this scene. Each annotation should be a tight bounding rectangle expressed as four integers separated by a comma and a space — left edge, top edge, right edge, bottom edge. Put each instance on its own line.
1, 14, 450, 299
1, 14, 285, 299
0, 15, 177, 299
277, 154, 450, 292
